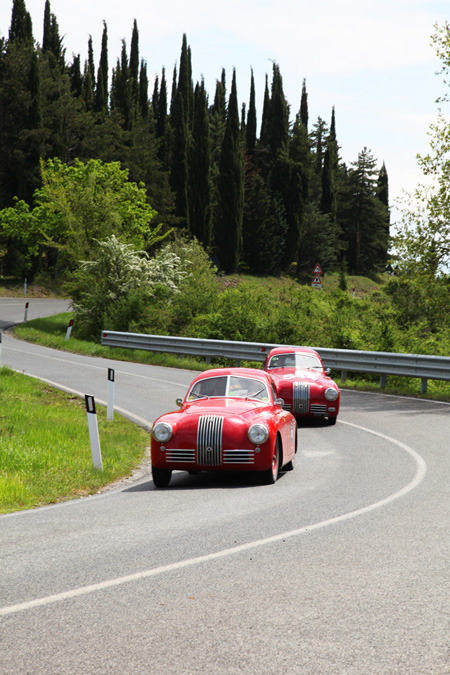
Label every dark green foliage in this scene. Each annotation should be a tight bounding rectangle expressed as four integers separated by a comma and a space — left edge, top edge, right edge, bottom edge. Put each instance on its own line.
0, 2, 389, 281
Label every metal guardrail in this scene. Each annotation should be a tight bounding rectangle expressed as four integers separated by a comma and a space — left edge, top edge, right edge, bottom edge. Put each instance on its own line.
101, 330, 450, 394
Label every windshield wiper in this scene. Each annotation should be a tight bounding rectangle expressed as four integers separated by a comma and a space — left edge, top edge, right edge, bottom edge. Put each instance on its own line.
245, 387, 266, 400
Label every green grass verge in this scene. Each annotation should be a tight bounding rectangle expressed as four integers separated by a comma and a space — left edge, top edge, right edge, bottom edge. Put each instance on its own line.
0, 366, 149, 514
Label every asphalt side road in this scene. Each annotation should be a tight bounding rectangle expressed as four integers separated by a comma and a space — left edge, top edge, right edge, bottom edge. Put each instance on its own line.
0, 299, 449, 674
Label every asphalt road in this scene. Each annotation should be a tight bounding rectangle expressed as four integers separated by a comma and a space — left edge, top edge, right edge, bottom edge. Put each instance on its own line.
0, 299, 449, 674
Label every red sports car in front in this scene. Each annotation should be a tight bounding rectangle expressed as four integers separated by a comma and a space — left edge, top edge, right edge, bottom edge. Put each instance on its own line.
151, 367, 297, 487
263, 347, 340, 425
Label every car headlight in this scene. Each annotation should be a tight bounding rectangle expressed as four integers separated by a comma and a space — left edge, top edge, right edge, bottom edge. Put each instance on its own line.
324, 387, 339, 402
248, 424, 269, 445
152, 422, 173, 443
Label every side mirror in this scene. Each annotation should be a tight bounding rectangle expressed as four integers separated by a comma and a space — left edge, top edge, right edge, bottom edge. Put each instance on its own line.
325, 368, 331, 375
175, 397, 183, 407
275, 398, 285, 408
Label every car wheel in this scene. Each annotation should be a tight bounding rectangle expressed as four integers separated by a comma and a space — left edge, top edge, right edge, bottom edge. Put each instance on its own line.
327, 416, 337, 426
261, 438, 280, 485
152, 467, 172, 488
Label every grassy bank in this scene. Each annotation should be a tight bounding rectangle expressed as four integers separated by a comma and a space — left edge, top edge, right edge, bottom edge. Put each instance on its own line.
0, 366, 149, 514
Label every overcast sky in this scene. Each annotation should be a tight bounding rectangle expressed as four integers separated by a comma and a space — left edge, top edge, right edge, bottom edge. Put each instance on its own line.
1, 0, 449, 226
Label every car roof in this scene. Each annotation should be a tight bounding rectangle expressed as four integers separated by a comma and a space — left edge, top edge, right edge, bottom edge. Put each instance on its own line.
267, 346, 320, 357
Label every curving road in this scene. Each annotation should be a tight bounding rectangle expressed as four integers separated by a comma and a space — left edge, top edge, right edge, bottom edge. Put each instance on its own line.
0, 300, 449, 674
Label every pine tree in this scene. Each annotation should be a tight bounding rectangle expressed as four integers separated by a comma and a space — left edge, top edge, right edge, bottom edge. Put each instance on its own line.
215, 69, 244, 273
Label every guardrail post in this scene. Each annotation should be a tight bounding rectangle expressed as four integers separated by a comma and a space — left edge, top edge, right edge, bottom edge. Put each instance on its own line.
65, 319, 74, 341
85, 394, 103, 470
341, 370, 347, 384
235, 359, 241, 367
205, 356, 211, 365
420, 378, 428, 394
380, 374, 387, 389
107, 368, 115, 421
0, 332, 2, 363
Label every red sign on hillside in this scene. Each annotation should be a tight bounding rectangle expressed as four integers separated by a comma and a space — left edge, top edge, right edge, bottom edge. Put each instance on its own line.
311, 275, 323, 286
312, 263, 323, 275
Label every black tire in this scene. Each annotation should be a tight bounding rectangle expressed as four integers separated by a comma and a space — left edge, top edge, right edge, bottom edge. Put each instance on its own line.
327, 416, 337, 426
260, 437, 281, 485
152, 467, 172, 488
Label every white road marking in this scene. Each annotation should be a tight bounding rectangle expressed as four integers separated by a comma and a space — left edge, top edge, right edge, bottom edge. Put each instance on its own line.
0, 420, 426, 617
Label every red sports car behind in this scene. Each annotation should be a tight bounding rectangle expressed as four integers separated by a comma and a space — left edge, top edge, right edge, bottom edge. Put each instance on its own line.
263, 347, 340, 425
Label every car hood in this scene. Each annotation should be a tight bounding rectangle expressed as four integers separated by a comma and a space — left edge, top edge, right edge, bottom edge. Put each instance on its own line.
270, 368, 327, 384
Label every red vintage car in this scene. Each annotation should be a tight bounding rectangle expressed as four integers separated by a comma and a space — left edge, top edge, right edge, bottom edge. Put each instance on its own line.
151, 367, 297, 488
263, 347, 340, 425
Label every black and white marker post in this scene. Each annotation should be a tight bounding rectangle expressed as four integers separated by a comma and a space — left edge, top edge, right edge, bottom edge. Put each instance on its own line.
85, 394, 103, 470
107, 368, 115, 421
65, 319, 74, 341
24, 301, 29, 322
0, 332, 2, 364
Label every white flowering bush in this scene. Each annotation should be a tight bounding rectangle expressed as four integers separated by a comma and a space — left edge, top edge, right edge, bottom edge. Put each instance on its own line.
68, 235, 191, 340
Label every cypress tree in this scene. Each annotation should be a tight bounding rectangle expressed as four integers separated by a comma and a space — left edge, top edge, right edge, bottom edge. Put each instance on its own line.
170, 91, 189, 228
129, 19, 139, 106
215, 69, 244, 273
9, 0, 33, 43
139, 60, 149, 118
156, 68, 167, 137
269, 63, 289, 158
42, 0, 51, 51
259, 74, 271, 149
189, 80, 212, 246
177, 34, 193, 128
300, 78, 308, 129
94, 21, 108, 113
87, 35, 95, 91
246, 69, 257, 157
68, 54, 82, 97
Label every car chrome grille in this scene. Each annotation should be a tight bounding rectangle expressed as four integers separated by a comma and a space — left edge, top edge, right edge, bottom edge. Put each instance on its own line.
165, 449, 196, 463
223, 450, 255, 464
197, 415, 223, 466
282, 403, 291, 411
293, 382, 310, 414
311, 404, 327, 416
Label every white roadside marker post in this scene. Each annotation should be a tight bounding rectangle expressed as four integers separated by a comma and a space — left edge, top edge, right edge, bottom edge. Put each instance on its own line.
107, 368, 115, 421
0, 332, 2, 364
24, 277, 27, 296
24, 301, 29, 322
85, 394, 103, 470
65, 319, 74, 341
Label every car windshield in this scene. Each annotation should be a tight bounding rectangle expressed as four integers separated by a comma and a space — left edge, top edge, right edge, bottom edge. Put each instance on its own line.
267, 353, 323, 370
188, 376, 269, 401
